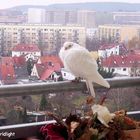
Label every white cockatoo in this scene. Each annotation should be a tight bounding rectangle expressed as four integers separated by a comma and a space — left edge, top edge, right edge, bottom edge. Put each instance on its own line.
59, 42, 110, 97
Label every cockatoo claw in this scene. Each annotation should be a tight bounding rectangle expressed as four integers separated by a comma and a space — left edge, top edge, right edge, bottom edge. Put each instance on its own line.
83, 90, 90, 95
71, 77, 82, 83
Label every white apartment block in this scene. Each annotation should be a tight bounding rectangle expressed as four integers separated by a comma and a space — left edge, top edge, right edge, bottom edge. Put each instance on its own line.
28, 8, 46, 24
0, 24, 86, 54
113, 12, 140, 24
77, 10, 96, 28
45, 10, 77, 25
45, 10, 96, 28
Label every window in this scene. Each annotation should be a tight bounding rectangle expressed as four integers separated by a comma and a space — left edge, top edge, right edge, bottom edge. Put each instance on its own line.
123, 68, 126, 71
112, 68, 115, 71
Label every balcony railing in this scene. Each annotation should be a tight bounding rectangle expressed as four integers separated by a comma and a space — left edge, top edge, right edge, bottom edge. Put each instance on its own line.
0, 77, 140, 140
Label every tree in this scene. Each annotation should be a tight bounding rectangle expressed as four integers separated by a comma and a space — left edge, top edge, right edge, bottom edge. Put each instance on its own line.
26, 58, 34, 75
38, 29, 44, 55
98, 67, 114, 78
22, 107, 28, 123
128, 37, 140, 50
72, 30, 79, 44
107, 87, 140, 112
49, 92, 76, 118
86, 37, 100, 51
97, 58, 114, 78
6, 108, 23, 125
0, 29, 5, 56
19, 29, 26, 44
55, 30, 62, 55
39, 94, 48, 111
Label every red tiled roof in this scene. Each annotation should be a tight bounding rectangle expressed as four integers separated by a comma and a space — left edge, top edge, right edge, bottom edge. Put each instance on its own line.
134, 50, 140, 55
0, 64, 15, 80
38, 55, 63, 67
0, 56, 26, 66
102, 53, 140, 67
0, 57, 28, 83
99, 44, 116, 50
35, 62, 61, 78
0, 57, 14, 65
40, 69, 54, 80
13, 56, 26, 66
46, 62, 61, 72
35, 63, 46, 77
12, 44, 40, 52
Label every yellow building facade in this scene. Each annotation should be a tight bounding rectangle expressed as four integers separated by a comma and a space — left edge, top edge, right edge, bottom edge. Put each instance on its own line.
0, 24, 86, 54
98, 24, 140, 42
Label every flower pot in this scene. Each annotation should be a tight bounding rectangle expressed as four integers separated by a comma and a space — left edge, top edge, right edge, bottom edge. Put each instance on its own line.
122, 129, 140, 140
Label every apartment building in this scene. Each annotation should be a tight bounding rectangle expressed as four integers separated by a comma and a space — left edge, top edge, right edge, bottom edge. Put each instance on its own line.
0, 24, 86, 55
77, 10, 96, 28
45, 10, 75, 25
0, 10, 26, 23
98, 24, 140, 43
113, 12, 140, 24
27, 9, 96, 28
45, 10, 96, 28
28, 8, 46, 24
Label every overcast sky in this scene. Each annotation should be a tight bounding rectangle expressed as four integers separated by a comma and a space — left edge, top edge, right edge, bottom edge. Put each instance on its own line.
1, 0, 140, 9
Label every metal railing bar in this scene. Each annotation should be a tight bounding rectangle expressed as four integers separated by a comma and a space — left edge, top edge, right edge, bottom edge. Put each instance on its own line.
0, 77, 139, 97
0, 120, 55, 130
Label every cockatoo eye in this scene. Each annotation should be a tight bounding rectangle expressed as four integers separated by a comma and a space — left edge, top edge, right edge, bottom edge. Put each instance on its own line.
65, 44, 72, 50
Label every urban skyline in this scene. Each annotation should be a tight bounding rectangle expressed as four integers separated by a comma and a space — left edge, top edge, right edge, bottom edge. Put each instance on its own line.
1, 0, 140, 9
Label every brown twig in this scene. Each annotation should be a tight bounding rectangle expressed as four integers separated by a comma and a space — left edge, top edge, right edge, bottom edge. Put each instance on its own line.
46, 111, 68, 128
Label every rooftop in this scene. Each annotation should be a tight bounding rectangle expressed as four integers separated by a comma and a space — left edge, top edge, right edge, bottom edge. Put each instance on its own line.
102, 53, 140, 67
12, 44, 40, 52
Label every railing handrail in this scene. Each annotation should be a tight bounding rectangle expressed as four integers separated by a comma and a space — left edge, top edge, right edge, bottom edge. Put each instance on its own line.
0, 77, 140, 97
0, 121, 55, 130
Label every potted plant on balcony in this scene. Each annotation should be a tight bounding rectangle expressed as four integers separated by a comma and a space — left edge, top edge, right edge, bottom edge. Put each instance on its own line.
39, 96, 140, 140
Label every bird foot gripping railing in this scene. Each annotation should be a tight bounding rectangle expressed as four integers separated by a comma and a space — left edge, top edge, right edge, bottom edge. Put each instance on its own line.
0, 77, 140, 140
